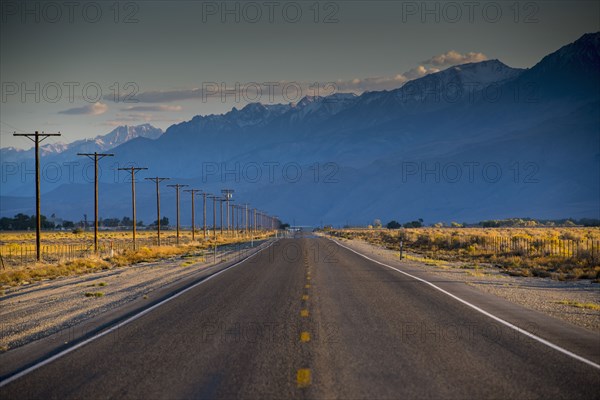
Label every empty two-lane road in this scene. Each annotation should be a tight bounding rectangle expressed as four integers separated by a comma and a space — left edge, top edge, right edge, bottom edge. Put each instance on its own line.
1, 236, 599, 399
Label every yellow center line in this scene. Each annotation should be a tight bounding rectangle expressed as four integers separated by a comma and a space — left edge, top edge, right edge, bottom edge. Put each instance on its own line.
297, 369, 311, 387
300, 331, 311, 342
300, 309, 309, 317
305, 284, 310, 289
302, 294, 309, 301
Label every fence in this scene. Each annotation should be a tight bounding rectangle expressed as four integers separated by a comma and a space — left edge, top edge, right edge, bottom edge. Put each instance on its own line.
0, 235, 207, 268
0, 231, 271, 269
409, 234, 599, 261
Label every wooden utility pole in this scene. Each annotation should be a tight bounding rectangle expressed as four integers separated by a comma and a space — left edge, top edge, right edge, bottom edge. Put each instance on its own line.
118, 166, 148, 250
201, 192, 209, 239
167, 184, 188, 244
77, 152, 114, 253
14, 131, 61, 261
219, 198, 224, 235
243, 203, 249, 237
184, 189, 202, 241
221, 189, 234, 234
208, 195, 219, 240
145, 177, 169, 245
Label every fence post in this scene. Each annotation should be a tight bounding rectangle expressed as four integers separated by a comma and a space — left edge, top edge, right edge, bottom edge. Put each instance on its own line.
399, 240, 404, 260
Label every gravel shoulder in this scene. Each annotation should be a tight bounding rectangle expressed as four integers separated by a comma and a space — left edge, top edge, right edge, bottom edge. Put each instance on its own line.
0, 242, 264, 352
332, 236, 600, 334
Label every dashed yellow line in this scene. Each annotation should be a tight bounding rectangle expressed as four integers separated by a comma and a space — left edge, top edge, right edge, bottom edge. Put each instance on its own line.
305, 284, 311, 289
297, 369, 311, 387
300, 331, 311, 342
300, 309, 309, 317
302, 294, 309, 301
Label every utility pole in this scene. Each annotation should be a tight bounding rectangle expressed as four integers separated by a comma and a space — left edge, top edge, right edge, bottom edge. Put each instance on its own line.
167, 184, 188, 244
208, 195, 219, 240
229, 200, 235, 237
118, 166, 148, 250
77, 152, 114, 253
243, 203, 249, 237
184, 189, 202, 242
201, 192, 209, 239
219, 197, 224, 235
14, 131, 61, 261
221, 189, 234, 234
145, 177, 169, 246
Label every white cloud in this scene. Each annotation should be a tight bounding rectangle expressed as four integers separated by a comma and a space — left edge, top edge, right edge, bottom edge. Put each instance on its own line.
59, 102, 108, 116
332, 50, 485, 93
121, 105, 183, 112
122, 50, 488, 102
101, 112, 179, 127
334, 65, 440, 93
423, 50, 488, 67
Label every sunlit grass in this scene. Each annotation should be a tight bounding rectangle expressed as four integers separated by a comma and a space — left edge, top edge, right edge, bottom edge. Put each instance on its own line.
555, 300, 600, 311
0, 232, 273, 286
331, 228, 600, 280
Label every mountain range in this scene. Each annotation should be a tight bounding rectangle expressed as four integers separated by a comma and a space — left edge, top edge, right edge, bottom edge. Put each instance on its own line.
1, 124, 163, 164
1, 33, 598, 226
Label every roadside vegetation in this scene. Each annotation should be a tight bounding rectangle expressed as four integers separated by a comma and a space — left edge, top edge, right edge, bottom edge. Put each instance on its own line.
0, 232, 274, 286
329, 227, 600, 281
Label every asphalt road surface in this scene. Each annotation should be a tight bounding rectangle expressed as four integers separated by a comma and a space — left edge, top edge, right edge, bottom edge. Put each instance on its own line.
1, 235, 599, 399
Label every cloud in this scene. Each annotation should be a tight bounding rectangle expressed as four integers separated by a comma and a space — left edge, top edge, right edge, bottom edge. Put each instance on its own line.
335, 51, 486, 92
119, 50, 488, 102
101, 112, 179, 127
59, 102, 108, 116
333, 65, 440, 93
423, 50, 488, 67
105, 89, 203, 104
121, 105, 183, 112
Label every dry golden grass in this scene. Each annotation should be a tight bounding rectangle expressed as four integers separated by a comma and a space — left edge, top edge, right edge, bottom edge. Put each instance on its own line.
0, 231, 273, 286
331, 228, 600, 280
556, 300, 600, 311
0, 256, 111, 286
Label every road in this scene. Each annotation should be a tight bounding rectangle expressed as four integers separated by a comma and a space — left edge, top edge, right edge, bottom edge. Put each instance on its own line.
1, 235, 599, 399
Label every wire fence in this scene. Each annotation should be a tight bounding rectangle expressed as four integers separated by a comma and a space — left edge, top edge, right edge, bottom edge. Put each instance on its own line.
332, 230, 600, 262
0, 231, 269, 268
410, 235, 600, 260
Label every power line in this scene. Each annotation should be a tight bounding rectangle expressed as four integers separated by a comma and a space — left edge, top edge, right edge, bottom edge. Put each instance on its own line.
77, 152, 114, 252
145, 177, 169, 246
184, 189, 202, 242
13, 131, 61, 261
167, 184, 188, 245
118, 166, 148, 250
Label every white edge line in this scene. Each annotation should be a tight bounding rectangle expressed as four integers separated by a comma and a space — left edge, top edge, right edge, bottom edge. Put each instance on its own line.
331, 238, 600, 371
0, 240, 277, 387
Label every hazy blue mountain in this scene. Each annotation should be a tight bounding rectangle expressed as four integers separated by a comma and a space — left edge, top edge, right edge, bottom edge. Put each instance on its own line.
1, 124, 162, 164
1, 124, 163, 196
1, 33, 598, 226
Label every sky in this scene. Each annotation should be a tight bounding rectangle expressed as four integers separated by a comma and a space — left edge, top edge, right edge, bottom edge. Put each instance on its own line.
1, 0, 599, 149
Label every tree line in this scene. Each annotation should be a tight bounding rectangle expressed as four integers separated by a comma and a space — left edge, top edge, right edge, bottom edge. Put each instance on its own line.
0, 214, 169, 231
